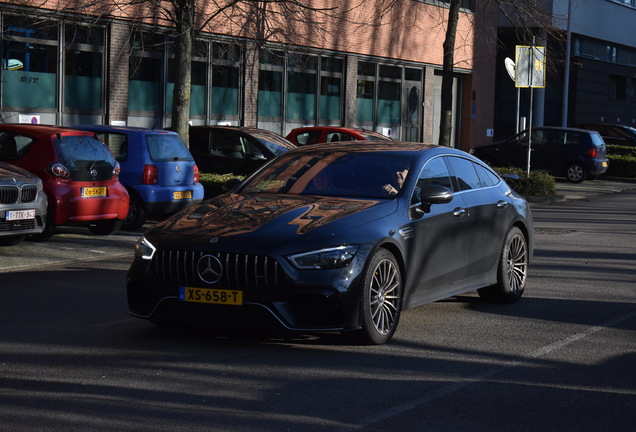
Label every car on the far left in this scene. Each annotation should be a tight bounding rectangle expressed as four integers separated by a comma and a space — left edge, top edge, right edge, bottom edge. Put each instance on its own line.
0, 161, 47, 245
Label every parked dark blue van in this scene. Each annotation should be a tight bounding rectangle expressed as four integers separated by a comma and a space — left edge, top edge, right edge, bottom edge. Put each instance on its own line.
73, 125, 204, 230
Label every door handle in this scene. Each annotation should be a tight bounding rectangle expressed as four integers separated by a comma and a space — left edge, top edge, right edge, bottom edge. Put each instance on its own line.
497, 200, 509, 208
453, 207, 466, 217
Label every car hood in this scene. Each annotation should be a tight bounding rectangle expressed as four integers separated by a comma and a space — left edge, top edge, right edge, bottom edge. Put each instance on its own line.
0, 162, 37, 182
147, 193, 396, 249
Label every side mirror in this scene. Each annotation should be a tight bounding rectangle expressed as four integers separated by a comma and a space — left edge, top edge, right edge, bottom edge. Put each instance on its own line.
412, 184, 453, 216
247, 152, 267, 161
500, 173, 520, 181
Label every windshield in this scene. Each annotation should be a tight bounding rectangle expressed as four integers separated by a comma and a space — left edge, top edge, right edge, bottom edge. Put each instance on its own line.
249, 130, 296, 155
240, 151, 411, 199
55, 135, 116, 181
146, 134, 193, 161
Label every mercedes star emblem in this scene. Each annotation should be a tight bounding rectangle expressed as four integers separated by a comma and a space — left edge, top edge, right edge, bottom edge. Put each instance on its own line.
196, 254, 223, 284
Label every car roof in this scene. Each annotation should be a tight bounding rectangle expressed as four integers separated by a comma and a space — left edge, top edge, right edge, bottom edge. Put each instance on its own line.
290, 126, 371, 133
286, 141, 437, 155
0, 123, 97, 138
73, 125, 178, 134
530, 126, 593, 133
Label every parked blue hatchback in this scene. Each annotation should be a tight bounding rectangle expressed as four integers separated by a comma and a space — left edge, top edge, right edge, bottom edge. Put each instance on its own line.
73, 125, 204, 230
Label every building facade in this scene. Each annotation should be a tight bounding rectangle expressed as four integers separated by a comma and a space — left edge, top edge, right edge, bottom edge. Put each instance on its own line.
492, 0, 636, 140
0, 0, 481, 149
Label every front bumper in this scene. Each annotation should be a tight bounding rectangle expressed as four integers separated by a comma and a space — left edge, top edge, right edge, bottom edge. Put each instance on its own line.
126, 254, 365, 332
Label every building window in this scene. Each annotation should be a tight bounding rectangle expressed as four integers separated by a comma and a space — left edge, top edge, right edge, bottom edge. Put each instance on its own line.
258, 51, 342, 127
378, 65, 402, 125
129, 31, 165, 113
258, 50, 284, 119
319, 57, 343, 123
166, 39, 207, 117
609, 74, 627, 100
286, 54, 317, 122
64, 25, 104, 111
607, 45, 617, 63
211, 42, 241, 119
2, 16, 58, 110
356, 61, 376, 125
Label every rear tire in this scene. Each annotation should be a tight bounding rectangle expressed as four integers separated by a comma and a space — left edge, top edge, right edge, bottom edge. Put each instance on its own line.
351, 249, 402, 345
88, 219, 123, 235
478, 227, 528, 303
566, 163, 586, 183
122, 193, 146, 231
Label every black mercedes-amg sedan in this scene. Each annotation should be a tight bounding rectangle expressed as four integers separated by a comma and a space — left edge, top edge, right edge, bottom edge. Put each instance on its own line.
127, 142, 534, 344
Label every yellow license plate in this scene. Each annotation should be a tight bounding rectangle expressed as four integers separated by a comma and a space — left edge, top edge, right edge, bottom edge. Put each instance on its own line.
173, 190, 192, 200
82, 187, 107, 197
180, 286, 243, 305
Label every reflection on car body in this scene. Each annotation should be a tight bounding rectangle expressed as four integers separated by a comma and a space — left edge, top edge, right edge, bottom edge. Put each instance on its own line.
286, 126, 393, 146
127, 142, 534, 344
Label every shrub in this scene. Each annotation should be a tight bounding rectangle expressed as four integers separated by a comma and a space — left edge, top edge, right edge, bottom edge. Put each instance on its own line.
606, 145, 636, 178
199, 172, 245, 198
494, 167, 557, 196
606, 154, 636, 178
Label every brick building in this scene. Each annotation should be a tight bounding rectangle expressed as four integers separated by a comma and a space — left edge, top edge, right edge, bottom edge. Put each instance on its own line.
1, 1, 488, 149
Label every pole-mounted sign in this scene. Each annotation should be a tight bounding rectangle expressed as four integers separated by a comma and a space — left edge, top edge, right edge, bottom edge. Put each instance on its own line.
513, 44, 546, 177
515, 45, 546, 88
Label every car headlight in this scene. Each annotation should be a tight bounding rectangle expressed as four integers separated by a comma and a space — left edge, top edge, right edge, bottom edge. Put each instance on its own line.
288, 245, 360, 270
134, 236, 156, 260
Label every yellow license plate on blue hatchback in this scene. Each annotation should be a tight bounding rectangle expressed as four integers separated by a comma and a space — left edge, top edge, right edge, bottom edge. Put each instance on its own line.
82, 187, 107, 197
180, 286, 243, 305
173, 190, 192, 200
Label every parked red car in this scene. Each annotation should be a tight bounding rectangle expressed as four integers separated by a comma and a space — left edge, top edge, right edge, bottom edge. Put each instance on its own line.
286, 127, 392, 146
0, 124, 129, 240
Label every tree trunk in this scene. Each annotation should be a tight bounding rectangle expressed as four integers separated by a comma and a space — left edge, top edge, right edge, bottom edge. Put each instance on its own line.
438, 0, 461, 147
171, 0, 195, 146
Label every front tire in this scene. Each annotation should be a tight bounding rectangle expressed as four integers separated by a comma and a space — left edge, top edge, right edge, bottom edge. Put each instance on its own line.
351, 249, 403, 345
478, 226, 528, 303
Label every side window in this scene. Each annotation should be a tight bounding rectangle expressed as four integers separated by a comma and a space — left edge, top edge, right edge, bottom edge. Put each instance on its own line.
411, 157, 452, 204
473, 163, 500, 187
563, 131, 581, 146
242, 137, 260, 156
210, 131, 245, 159
326, 132, 341, 142
531, 129, 548, 147
297, 131, 321, 145
446, 156, 482, 191
511, 131, 529, 146
0, 133, 34, 159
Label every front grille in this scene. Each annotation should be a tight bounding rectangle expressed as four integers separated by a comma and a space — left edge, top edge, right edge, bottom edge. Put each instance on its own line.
151, 249, 281, 291
0, 184, 38, 204
21, 184, 37, 203
0, 186, 19, 204
0, 219, 36, 232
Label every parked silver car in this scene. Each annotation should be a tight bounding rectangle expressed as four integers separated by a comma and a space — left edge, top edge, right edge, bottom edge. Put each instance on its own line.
0, 161, 47, 245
